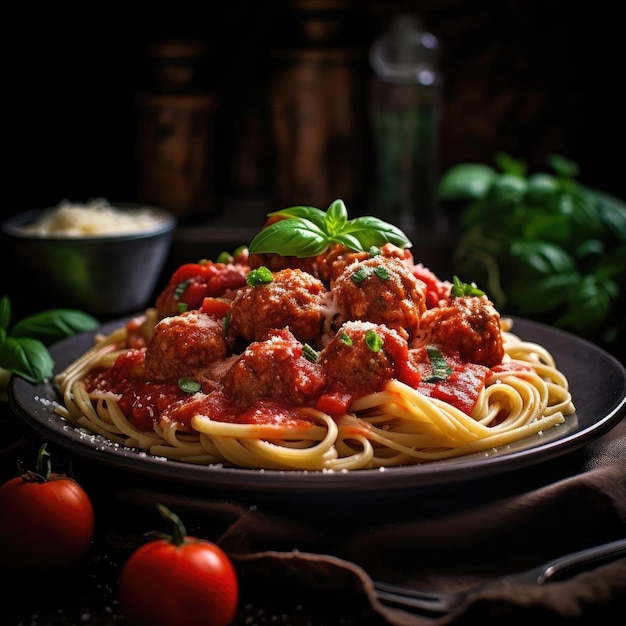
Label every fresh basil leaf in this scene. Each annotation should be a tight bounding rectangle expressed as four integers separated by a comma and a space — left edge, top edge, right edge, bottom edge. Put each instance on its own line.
485, 174, 527, 210
575, 239, 605, 259
266, 206, 328, 230
329, 231, 365, 251
595, 191, 626, 238
494, 152, 527, 177
248, 218, 329, 257
0, 336, 54, 383
557, 274, 617, 332
324, 199, 348, 235
548, 154, 579, 179
508, 273, 576, 315
525, 173, 560, 210
510, 240, 575, 275
561, 187, 604, 234
520, 210, 569, 243
11, 309, 99, 345
436, 164, 496, 201
342, 216, 412, 249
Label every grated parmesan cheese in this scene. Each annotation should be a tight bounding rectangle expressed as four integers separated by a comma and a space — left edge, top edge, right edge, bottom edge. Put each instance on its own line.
20, 198, 169, 237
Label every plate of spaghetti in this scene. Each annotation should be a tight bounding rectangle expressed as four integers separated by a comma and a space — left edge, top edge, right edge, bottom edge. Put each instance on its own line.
9, 201, 626, 497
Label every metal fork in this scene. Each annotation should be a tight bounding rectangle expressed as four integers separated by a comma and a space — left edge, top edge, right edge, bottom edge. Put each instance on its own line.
374, 537, 626, 615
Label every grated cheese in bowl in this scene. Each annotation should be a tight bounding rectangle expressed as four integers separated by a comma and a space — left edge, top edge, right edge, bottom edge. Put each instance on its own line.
19, 198, 171, 237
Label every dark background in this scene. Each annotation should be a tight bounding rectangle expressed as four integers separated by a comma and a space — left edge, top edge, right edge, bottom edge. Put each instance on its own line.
2, 0, 624, 220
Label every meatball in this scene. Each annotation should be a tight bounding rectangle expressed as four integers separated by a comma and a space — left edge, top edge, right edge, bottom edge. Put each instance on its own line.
145, 310, 229, 381
319, 321, 411, 396
330, 255, 426, 340
327, 243, 416, 285
228, 267, 327, 344
223, 327, 327, 408
416, 295, 504, 367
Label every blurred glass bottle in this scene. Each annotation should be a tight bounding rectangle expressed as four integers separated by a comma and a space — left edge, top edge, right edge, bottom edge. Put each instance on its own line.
369, 14, 443, 235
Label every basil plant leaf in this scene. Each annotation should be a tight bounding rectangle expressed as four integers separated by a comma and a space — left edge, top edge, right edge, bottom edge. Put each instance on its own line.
436, 163, 497, 201
510, 240, 576, 275
0, 336, 55, 383
595, 191, 626, 239
11, 309, 100, 345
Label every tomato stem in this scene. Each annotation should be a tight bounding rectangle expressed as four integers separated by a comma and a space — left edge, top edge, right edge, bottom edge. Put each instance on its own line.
157, 503, 187, 546
17, 443, 52, 483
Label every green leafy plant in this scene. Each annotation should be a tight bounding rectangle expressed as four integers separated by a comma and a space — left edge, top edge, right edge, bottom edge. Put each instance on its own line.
437, 153, 626, 355
248, 199, 412, 258
0, 296, 99, 388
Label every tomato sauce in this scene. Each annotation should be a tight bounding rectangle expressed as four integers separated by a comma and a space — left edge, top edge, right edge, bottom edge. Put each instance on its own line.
85, 254, 507, 435
88, 350, 321, 433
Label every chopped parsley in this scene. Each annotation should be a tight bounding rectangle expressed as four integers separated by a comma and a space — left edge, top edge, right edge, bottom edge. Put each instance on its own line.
365, 329, 383, 352
351, 265, 390, 285
340, 331, 353, 346
303, 343, 319, 363
246, 266, 274, 286
178, 377, 201, 394
450, 275, 485, 297
425, 345, 453, 382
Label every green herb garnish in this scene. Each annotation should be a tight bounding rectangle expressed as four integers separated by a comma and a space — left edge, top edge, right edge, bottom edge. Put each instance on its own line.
365, 330, 383, 352
450, 276, 485, 297
248, 199, 412, 258
425, 345, 453, 382
350, 265, 390, 285
351, 268, 370, 284
374, 266, 390, 281
246, 266, 274, 286
178, 377, 201, 394
340, 332, 353, 346
303, 344, 319, 363
174, 279, 191, 301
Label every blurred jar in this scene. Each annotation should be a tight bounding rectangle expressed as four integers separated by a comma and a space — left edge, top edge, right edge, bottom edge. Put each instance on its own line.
369, 14, 443, 234
269, 47, 366, 212
136, 40, 218, 220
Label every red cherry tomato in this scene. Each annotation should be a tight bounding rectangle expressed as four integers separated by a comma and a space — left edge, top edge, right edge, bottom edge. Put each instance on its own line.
0, 443, 95, 571
118, 504, 239, 626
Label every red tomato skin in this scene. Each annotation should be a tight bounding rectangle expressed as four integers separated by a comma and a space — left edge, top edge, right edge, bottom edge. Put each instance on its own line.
0, 473, 95, 570
118, 537, 239, 626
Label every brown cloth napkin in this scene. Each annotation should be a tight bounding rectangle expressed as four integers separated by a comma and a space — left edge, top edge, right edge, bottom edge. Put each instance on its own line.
102, 419, 626, 625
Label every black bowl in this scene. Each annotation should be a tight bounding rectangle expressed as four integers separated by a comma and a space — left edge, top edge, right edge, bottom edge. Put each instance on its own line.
2, 203, 177, 317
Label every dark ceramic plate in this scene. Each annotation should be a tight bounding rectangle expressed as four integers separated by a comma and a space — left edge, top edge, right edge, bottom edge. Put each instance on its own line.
9, 318, 626, 501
